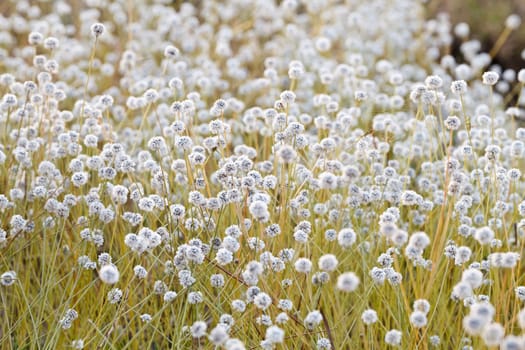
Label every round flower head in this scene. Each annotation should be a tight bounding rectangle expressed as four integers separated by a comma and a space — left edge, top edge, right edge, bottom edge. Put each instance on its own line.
470, 303, 495, 323
133, 265, 147, 279
482, 71, 499, 86
474, 226, 494, 245
304, 310, 323, 330
278, 299, 293, 311
71, 339, 84, 349
361, 309, 378, 325
413, 299, 431, 314
451, 244, 468, 263
210, 274, 225, 288
224, 339, 245, 350
318, 254, 338, 271
1, 271, 17, 286
276, 312, 289, 324
429, 335, 440, 346
462, 315, 484, 335
317, 337, 332, 349
450, 80, 467, 95
28, 31, 44, 45
461, 268, 483, 289
164, 45, 180, 59
280, 90, 296, 104
294, 257, 312, 273
315, 37, 332, 52
336, 272, 360, 292
444, 115, 461, 130
276, 144, 297, 164
190, 321, 207, 338
98, 264, 120, 284
253, 292, 272, 310
408, 232, 430, 250
505, 14, 522, 29
518, 69, 525, 83
43, 37, 59, 50
209, 324, 229, 345
59, 308, 78, 330
265, 325, 285, 344
231, 299, 246, 313
90, 23, 105, 37
451, 281, 473, 300
98, 252, 112, 266
409, 310, 427, 328
215, 248, 233, 266
454, 22, 470, 38
107, 288, 123, 304
384, 329, 402, 346
249, 201, 269, 221
425, 75, 443, 89
337, 228, 357, 248
140, 314, 152, 323
164, 291, 178, 303
501, 335, 525, 350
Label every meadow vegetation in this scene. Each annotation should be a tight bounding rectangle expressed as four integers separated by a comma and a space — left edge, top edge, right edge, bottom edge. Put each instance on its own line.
1, 0, 525, 349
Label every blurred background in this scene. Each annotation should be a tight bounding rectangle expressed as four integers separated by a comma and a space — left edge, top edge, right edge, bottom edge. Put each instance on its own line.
1, 0, 523, 70
429, 0, 525, 70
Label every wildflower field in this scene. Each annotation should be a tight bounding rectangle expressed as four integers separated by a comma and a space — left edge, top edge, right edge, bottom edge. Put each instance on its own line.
1, 0, 525, 349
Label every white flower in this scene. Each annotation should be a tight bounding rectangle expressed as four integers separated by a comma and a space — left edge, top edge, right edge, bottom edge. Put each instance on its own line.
276, 144, 297, 163
318, 254, 338, 271
190, 321, 207, 338
72, 339, 84, 349
461, 268, 483, 289
450, 80, 467, 94
98, 264, 120, 284
265, 326, 285, 344
0, 271, 17, 286
409, 310, 427, 328
90, 23, 105, 37
140, 314, 152, 323
462, 315, 484, 335
474, 226, 494, 245
304, 310, 323, 330
294, 258, 312, 273
361, 309, 378, 325
336, 272, 360, 292
337, 228, 357, 248
215, 248, 233, 266
164, 45, 180, 59
253, 292, 272, 310
384, 329, 402, 346
163, 291, 177, 303
413, 299, 430, 315
505, 14, 522, 29
482, 71, 499, 86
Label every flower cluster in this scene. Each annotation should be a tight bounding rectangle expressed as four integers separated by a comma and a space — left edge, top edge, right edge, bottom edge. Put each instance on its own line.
0, 0, 524, 348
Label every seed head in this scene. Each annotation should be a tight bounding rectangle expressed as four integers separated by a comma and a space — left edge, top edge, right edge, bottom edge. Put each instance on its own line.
99, 264, 120, 284
450, 80, 467, 95
90, 23, 105, 37
164, 45, 180, 59
318, 254, 338, 271
1, 271, 17, 286
482, 71, 499, 86
385, 329, 402, 345
505, 14, 521, 29
361, 309, 378, 325
337, 272, 360, 292
410, 310, 428, 328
